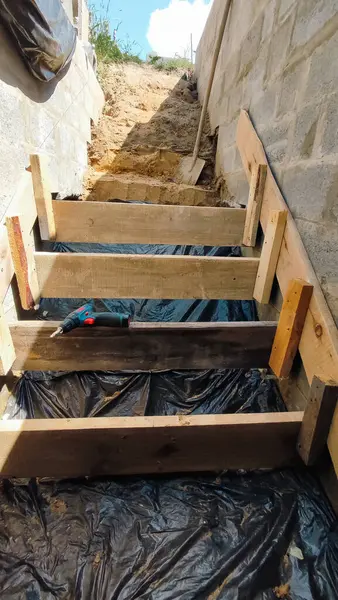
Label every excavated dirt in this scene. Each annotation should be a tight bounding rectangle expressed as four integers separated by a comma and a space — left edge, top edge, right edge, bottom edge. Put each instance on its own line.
88, 63, 215, 185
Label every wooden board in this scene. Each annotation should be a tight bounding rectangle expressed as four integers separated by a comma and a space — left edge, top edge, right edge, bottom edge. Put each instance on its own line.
298, 376, 338, 465
237, 110, 338, 474
243, 164, 267, 246
269, 279, 313, 378
253, 210, 287, 304
53, 201, 246, 246
30, 154, 56, 241
0, 305, 15, 375
10, 321, 277, 371
6, 215, 40, 310
236, 111, 338, 384
0, 172, 37, 304
0, 412, 303, 478
34, 253, 259, 300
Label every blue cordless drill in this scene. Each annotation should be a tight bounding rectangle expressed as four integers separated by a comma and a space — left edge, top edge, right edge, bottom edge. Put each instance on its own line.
50, 303, 131, 337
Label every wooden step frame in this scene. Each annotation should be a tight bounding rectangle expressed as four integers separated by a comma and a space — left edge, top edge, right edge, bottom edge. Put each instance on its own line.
0, 113, 337, 478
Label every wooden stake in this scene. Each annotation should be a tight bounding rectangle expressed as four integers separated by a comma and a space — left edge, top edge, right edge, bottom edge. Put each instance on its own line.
6, 215, 40, 310
298, 376, 338, 465
243, 164, 267, 246
269, 279, 313, 378
0, 305, 15, 375
254, 210, 287, 304
30, 154, 56, 241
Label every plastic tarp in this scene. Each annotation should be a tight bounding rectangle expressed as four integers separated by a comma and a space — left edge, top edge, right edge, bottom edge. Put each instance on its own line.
0, 0, 76, 82
1, 240, 338, 598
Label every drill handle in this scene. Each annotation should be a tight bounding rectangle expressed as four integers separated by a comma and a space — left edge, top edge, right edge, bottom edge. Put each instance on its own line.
92, 312, 130, 328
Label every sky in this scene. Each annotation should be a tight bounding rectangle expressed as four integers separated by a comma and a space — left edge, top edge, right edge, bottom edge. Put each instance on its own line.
90, 0, 213, 60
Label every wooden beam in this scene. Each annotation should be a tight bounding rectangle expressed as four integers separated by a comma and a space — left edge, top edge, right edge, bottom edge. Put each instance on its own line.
236, 110, 338, 383
298, 377, 338, 465
0, 305, 15, 375
0, 412, 303, 478
10, 321, 277, 371
6, 216, 40, 310
34, 253, 259, 300
0, 172, 37, 304
243, 164, 267, 246
30, 154, 56, 241
254, 210, 287, 304
269, 279, 313, 378
52, 201, 246, 246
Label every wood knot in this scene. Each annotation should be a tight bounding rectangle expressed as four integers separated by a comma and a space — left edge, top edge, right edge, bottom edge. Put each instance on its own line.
315, 324, 323, 338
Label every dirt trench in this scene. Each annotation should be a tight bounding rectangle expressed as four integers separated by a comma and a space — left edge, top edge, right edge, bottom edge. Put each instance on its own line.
87, 62, 216, 190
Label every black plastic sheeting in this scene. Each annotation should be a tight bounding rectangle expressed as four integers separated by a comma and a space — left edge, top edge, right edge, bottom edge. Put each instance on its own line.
0, 0, 76, 82
1, 471, 338, 599
1, 240, 338, 598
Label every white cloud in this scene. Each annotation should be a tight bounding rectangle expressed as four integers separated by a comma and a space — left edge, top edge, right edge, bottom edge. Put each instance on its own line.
147, 0, 213, 59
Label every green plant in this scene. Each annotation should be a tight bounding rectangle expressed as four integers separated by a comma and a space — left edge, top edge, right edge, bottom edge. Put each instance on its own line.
154, 57, 192, 72
89, 2, 143, 65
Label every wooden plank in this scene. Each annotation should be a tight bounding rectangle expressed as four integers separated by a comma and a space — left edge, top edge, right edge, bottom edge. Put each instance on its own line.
298, 376, 338, 465
0, 305, 15, 375
236, 110, 338, 383
0, 172, 37, 304
6, 216, 40, 310
52, 201, 246, 246
30, 154, 56, 241
10, 321, 277, 371
0, 412, 303, 478
243, 164, 267, 246
254, 210, 287, 304
269, 279, 313, 378
34, 253, 259, 300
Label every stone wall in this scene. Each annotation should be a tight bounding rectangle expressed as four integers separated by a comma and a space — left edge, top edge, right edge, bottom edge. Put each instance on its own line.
196, 0, 338, 324
0, 8, 104, 228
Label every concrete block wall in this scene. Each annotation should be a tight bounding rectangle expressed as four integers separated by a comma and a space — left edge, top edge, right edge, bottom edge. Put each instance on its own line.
196, 0, 338, 324
0, 20, 104, 228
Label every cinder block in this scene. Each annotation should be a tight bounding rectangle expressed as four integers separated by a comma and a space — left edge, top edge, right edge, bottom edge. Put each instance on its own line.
291, 0, 338, 51
281, 162, 338, 221
266, 14, 294, 83
279, 0, 297, 22
303, 29, 338, 104
262, 0, 277, 41
0, 141, 29, 221
249, 83, 280, 127
226, 84, 243, 123
224, 170, 250, 206
321, 92, 338, 155
238, 13, 263, 80
290, 101, 322, 160
0, 84, 26, 147
216, 145, 237, 174
242, 41, 269, 109
295, 217, 338, 323
25, 103, 57, 155
266, 140, 287, 164
276, 60, 309, 117
259, 116, 290, 148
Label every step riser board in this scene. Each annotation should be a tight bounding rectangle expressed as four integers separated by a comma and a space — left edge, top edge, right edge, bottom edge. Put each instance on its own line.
10, 321, 277, 371
0, 413, 303, 478
52, 201, 246, 246
35, 253, 260, 300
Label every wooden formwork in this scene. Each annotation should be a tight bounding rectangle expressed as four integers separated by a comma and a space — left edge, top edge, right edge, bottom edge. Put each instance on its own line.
0, 111, 337, 479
